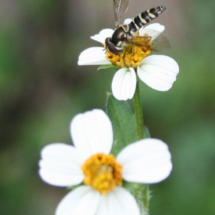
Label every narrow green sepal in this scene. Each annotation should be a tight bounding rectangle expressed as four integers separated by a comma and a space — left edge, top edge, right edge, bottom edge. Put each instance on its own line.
67, 184, 82, 190
106, 93, 138, 155
97, 64, 119, 71
123, 181, 151, 215
143, 126, 151, 138
123, 181, 150, 215
143, 184, 150, 213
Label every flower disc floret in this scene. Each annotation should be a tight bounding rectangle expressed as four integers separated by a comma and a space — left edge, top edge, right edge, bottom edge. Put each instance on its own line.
81, 153, 122, 195
105, 34, 152, 69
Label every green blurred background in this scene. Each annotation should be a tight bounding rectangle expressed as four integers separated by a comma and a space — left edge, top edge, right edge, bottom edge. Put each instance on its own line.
0, 0, 215, 214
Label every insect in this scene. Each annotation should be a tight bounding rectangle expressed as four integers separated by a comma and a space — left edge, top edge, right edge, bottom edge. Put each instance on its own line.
105, 1, 167, 55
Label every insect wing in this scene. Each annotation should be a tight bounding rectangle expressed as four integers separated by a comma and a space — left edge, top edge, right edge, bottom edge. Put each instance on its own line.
152, 34, 171, 52
128, 36, 152, 47
139, 28, 171, 51
139, 27, 162, 40
113, 0, 129, 28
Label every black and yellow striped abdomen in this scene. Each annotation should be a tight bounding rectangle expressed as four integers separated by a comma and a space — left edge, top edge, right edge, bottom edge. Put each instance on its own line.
129, 6, 166, 33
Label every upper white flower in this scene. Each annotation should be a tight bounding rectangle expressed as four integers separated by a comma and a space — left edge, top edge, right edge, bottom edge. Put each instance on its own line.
78, 22, 179, 101
39, 109, 172, 215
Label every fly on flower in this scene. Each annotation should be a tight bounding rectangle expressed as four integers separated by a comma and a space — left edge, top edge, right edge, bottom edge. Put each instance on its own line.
105, 5, 170, 68
78, 4, 179, 100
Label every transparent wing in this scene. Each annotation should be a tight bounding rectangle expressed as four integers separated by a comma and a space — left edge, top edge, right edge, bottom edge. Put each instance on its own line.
128, 36, 152, 46
127, 34, 170, 52
139, 28, 171, 51
152, 34, 171, 52
113, 0, 129, 28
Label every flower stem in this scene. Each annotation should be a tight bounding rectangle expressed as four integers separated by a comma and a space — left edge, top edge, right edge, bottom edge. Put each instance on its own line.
133, 79, 144, 140
133, 78, 150, 214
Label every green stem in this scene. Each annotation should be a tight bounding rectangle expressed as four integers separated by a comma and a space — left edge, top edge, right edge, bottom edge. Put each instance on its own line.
133, 78, 150, 214
133, 79, 144, 140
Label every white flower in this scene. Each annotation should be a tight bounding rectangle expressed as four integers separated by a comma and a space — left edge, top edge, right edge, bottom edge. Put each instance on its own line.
39, 109, 172, 215
78, 22, 179, 101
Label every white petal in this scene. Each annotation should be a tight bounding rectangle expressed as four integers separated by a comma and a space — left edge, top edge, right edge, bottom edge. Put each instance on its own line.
111, 67, 136, 101
39, 143, 86, 187
97, 187, 140, 215
91, 29, 114, 44
71, 109, 113, 157
137, 55, 179, 91
78, 47, 111, 65
117, 138, 172, 183
139, 23, 165, 40
56, 186, 101, 215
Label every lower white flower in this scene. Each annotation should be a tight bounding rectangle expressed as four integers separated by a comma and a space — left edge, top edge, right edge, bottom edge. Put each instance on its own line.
78, 22, 179, 101
39, 109, 172, 215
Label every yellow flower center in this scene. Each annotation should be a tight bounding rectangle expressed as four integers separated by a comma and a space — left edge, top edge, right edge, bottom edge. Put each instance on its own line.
81, 153, 122, 195
105, 34, 152, 69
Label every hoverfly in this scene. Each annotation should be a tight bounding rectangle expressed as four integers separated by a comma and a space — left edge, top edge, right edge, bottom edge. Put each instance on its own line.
105, 0, 169, 55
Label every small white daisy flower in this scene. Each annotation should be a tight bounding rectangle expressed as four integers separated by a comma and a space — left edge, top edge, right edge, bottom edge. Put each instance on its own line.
78, 22, 179, 101
39, 109, 172, 215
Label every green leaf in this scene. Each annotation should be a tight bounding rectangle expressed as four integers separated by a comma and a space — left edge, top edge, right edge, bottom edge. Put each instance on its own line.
97, 64, 119, 71
106, 93, 138, 155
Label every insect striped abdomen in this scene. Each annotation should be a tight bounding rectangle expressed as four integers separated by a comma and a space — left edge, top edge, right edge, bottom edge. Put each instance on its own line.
129, 6, 166, 33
